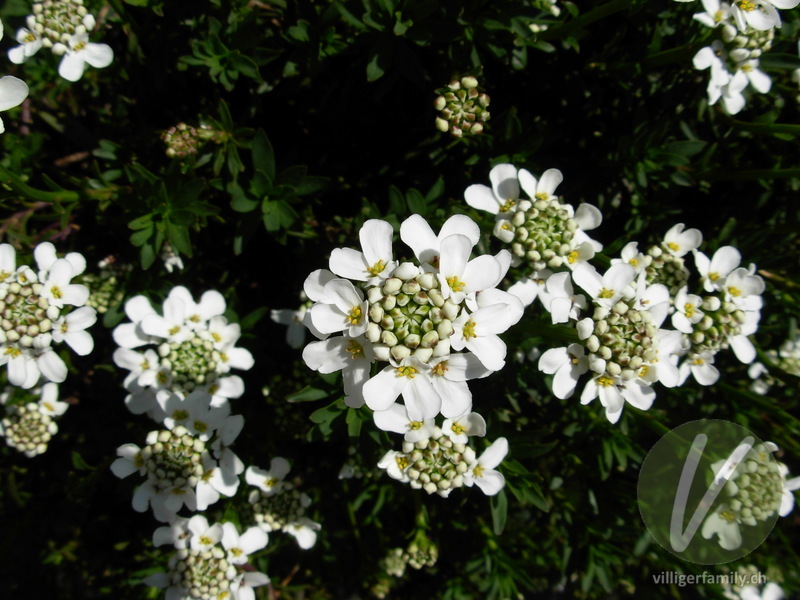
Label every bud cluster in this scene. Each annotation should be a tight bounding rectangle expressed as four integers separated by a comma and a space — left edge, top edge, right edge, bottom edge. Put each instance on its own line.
248, 486, 312, 532
364, 272, 459, 364
681, 293, 747, 366
583, 301, 659, 383
385, 432, 475, 497
434, 76, 490, 137
162, 123, 201, 159
0, 279, 58, 348
723, 455, 783, 525
0, 243, 95, 389
0, 402, 58, 457
723, 25, 774, 61
645, 244, 690, 297
30, 0, 92, 48
168, 546, 235, 600
83, 259, 127, 314
138, 427, 208, 493
157, 333, 221, 393
500, 196, 586, 272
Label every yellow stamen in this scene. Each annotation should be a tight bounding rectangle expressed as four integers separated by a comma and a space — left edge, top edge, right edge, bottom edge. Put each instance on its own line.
396, 366, 417, 378
446, 276, 466, 293
367, 260, 386, 276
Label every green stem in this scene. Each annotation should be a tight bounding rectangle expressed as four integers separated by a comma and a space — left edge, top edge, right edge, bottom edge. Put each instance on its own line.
730, 120, 800, 137
521, 320, 580, 344
0, 166, 80, 203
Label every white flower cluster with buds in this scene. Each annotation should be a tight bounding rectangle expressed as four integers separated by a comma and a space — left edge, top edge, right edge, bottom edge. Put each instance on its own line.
0, 382, 67, 457
702, 442, 800, 550
145, 515, 270, 600
7, 0, 113, 81
465, 164, 603, 279
110, 415, 244, 522
748, 331, 800, 395
0, 242, 96, 388
689, 0, 796, 114
245, 457, 321, 549
301, 215, 518, 495
112, 286, 254, 419
537, 223, 765, 423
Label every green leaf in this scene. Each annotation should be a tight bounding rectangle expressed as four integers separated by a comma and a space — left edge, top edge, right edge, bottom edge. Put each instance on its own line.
406, 188, 427, 215
140, 242, 157, 270
130, 226, 153, 247
252, 130, 276, 180
287, 386, 329, 403
346, 407, 363, 438
128, 214, 154, 230
71, 451, 96, 471
166, 222, 192, 257
490, 489, 508, 535
231, 188, 260, 213
262, 199, 298, 232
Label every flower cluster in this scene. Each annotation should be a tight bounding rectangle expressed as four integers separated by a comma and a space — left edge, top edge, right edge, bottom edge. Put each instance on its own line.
245, 457, 321, 549
82, 255, 129, 315
434, 76, 491, 137
702, 442, 799, 550
0, 242, 96, 388
7, 0, 113, 81
689, 0, 795, 114
380, 430, 508, 497
465, 164, 603, 276
302, 215, 519, 495
111, 414, 243, 522
534, 219, 764, 423
748, 331, 800, 395
112, 286, 254, 419
0, 382, 66, 457
145, 515, 270, 600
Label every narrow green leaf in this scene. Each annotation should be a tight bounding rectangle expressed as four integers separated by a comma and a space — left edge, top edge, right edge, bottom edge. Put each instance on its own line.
490, 489, 508, 535
252, 130, 276, 180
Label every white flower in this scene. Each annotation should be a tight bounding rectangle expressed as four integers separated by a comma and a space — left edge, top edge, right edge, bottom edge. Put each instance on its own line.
362, 357, 440, 420
538, 343, 590, 399
464, 437, 508, 496
245, 457, 291, 496
306, 278, 369, 337
52, 305, 97, 355
701, 504, 743, 550
730, 0, 790, 32
571, 262, 636, 313
693, 0, 734, 28
400, 213, 480, 268
372, 402, 437, 442
611, 242, 648, 275
58, 34, 114, 82
540, 271, 587, 324
442, 411, 486, 444
464, 163, 525, 215
663, 223, 703, 257
671, 286, 706, 333
302, 335, 374, 408
437, 233, 503, 304
221, 523, 268, 565
694, 246, 742, 292
518, 167, 564, 202
0, 76, 28, 134
329, 219, 397, 285
284, 517, 321, 550
8, 23, 43, 64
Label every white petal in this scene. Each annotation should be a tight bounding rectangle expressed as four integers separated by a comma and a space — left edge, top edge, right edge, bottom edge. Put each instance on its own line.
0, 76, 28, 111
